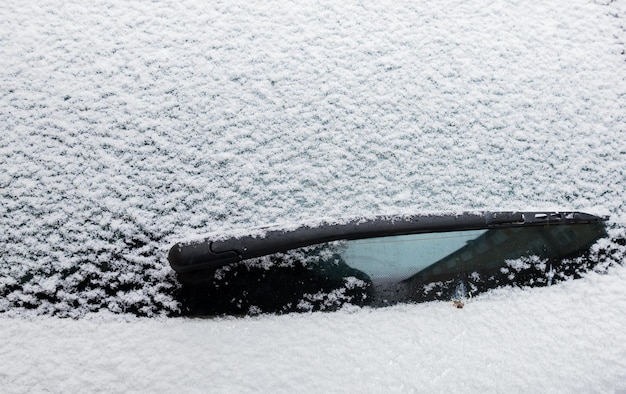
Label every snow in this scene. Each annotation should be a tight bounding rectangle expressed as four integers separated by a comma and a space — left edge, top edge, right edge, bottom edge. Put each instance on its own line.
3, 265, 626, 392
1, 0, 626, 391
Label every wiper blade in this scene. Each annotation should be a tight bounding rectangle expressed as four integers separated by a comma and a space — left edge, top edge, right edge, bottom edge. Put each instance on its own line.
168, 211, 607, 274
170, 211, 611, 316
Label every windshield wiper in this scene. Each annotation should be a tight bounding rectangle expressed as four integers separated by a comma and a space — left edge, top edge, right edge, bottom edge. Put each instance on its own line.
168, 211, 607, 274
169, 211, 610, 316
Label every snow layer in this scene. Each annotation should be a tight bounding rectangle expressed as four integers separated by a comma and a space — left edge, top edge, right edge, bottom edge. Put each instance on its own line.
2, 0, 625, 317
1, 0, 626, 390
3, 264, 626, 392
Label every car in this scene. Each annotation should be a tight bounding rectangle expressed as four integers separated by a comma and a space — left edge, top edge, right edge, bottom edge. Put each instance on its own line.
168, 211, 608, 316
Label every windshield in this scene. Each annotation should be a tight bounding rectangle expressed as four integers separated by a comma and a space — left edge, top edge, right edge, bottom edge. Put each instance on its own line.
173, 215, 608, 316
339, 230, 487, 280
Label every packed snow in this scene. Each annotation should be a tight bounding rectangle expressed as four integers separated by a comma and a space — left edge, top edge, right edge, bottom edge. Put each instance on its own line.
1, 0, 625, 391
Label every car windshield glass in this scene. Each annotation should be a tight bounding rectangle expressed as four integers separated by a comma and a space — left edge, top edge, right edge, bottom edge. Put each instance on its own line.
338, 223, 605, 284
171, 212, 609, 316
339, 229, 487, 280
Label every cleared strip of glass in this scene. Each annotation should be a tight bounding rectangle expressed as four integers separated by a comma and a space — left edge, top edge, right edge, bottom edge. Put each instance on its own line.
339, 230, 487, 281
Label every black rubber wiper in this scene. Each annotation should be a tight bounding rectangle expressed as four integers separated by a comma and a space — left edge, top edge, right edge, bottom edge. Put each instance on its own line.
168, 211, 607, 273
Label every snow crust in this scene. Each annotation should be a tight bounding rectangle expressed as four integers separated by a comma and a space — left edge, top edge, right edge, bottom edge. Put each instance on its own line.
1, 0, 626, 390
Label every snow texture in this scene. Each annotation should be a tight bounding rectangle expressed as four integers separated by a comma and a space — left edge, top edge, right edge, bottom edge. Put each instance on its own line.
2, 265, 626, 392
1, 0, 626, 390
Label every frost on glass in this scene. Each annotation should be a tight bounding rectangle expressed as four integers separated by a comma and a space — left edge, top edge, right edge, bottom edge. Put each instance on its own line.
176, 242, 373, 316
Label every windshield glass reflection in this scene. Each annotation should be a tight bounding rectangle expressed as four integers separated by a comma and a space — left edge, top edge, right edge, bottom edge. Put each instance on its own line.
177, 222, 608, 315
340, 230, 487, 280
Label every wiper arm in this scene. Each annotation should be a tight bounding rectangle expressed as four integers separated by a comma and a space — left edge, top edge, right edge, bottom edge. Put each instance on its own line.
168, 211, 608, 274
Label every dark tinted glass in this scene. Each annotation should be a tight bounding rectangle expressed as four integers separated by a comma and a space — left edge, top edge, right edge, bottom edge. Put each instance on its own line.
176, 222, 607, 316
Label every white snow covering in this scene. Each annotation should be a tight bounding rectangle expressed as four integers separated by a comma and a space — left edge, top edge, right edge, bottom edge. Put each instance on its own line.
1, 0, 626, 391
3, 267, 626, 392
